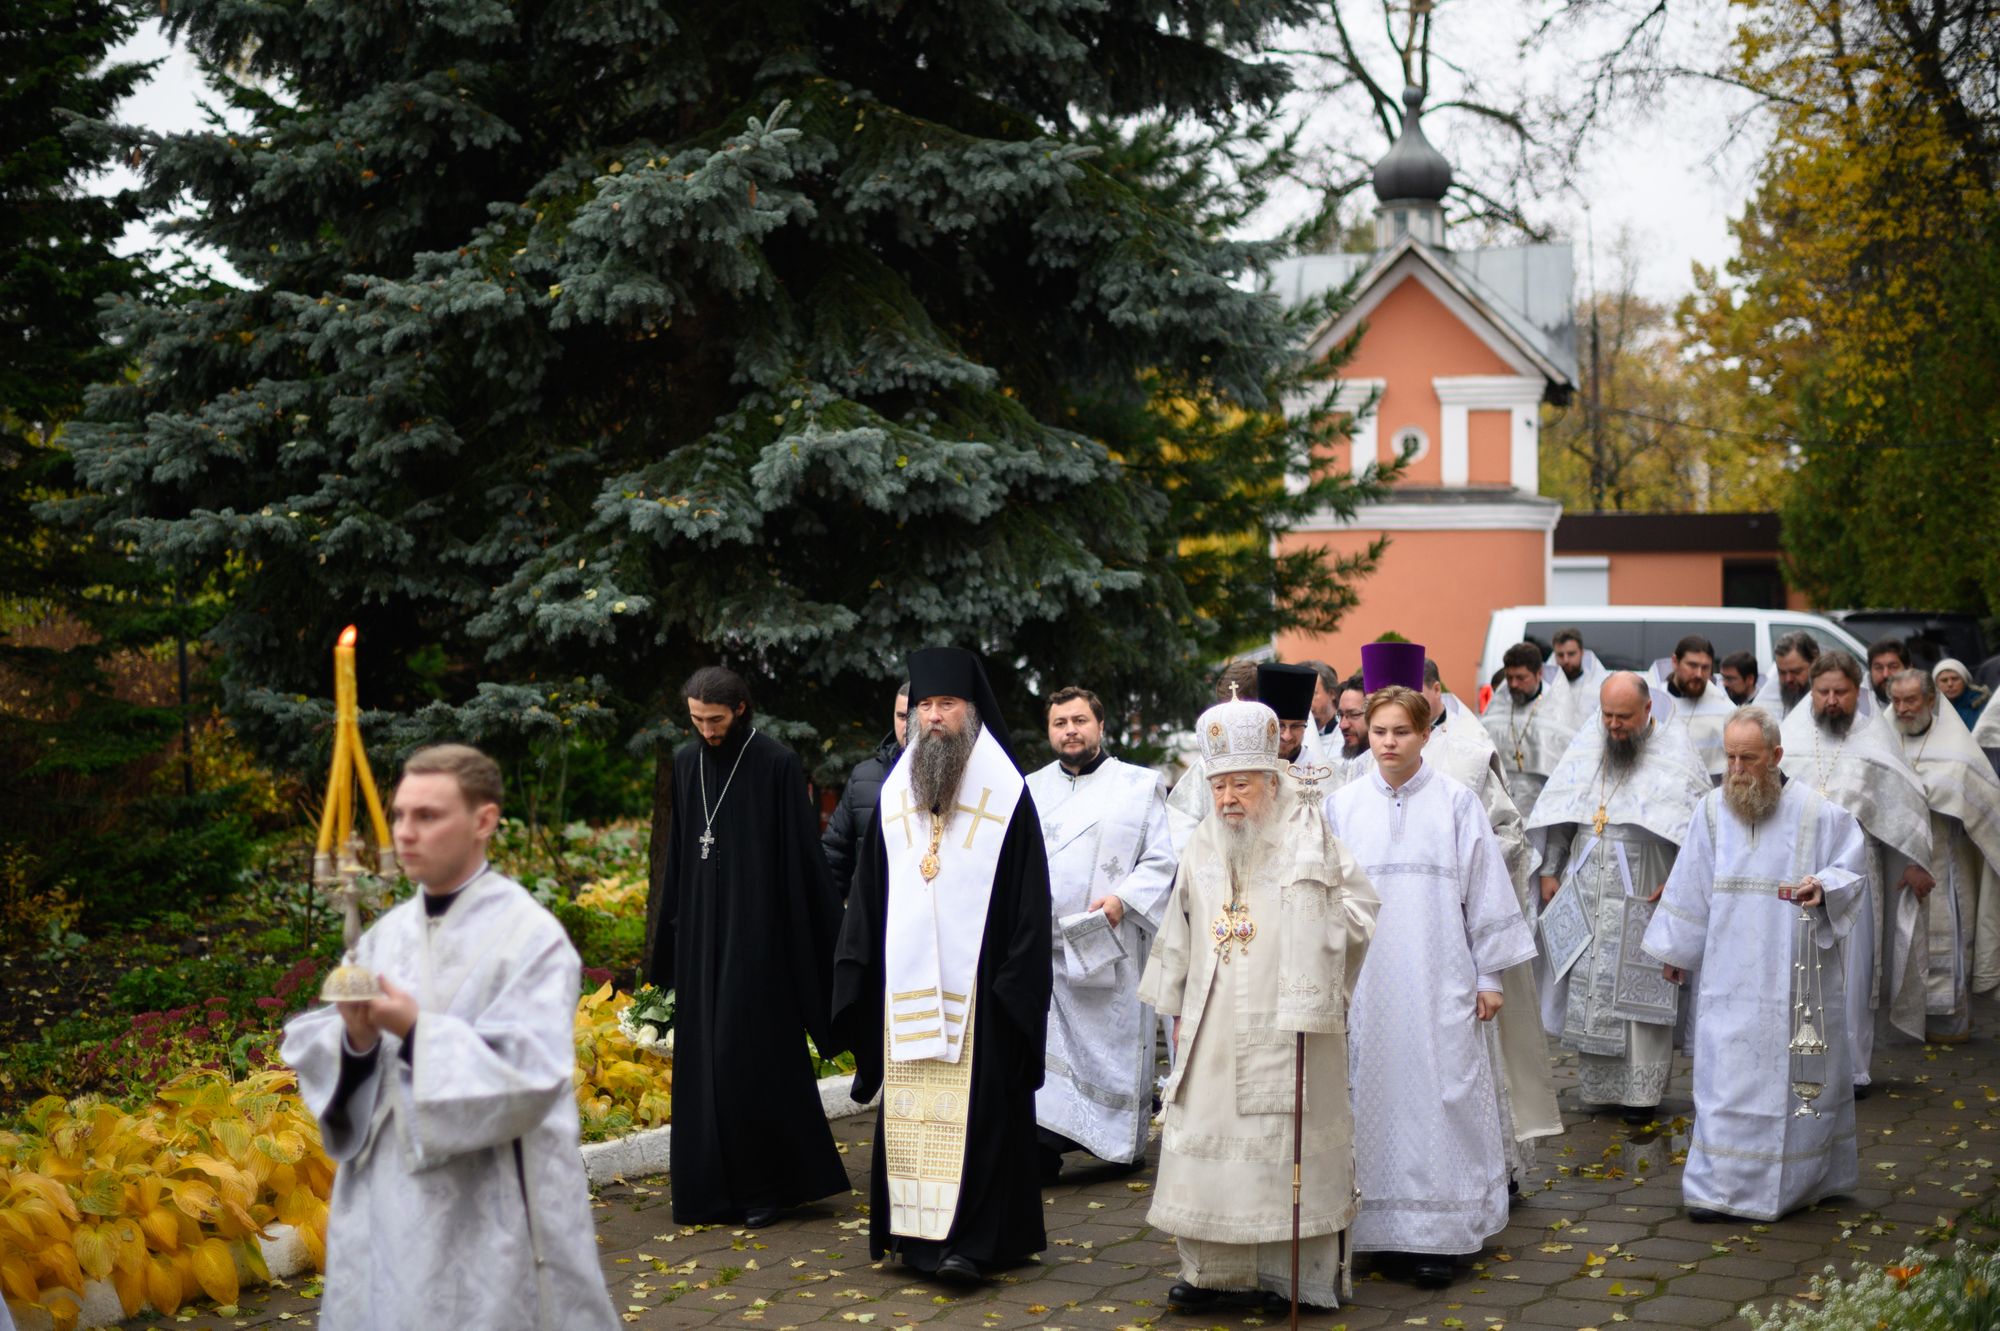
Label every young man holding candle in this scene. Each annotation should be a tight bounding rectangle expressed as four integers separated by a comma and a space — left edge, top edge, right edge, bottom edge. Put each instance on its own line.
282, 744, 617, 1331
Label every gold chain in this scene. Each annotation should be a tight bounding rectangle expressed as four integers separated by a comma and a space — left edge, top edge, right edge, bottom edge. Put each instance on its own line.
919, 811, 945, 882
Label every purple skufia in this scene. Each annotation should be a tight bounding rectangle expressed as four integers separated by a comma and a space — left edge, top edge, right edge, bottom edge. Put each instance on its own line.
1361, 641, 1427, 693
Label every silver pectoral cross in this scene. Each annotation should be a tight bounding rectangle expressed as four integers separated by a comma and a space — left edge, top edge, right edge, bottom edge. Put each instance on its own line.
699, 827, 715, 859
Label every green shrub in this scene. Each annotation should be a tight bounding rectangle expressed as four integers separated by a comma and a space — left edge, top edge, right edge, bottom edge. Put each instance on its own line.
1744, 1241, 2000, 1330
551, 899, 647, 988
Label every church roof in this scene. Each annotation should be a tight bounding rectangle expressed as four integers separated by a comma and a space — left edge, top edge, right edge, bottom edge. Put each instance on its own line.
1372, 88, 1453, 204
1270, 236, 1579, 395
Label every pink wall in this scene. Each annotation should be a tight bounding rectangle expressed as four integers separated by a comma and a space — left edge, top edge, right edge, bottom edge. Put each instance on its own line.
1342, 277, 1516, 485
1275, 527, 1548, 694
1468, 409, 1512, 485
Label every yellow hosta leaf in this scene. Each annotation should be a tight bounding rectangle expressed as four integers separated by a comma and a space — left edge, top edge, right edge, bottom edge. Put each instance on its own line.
169, 1178, 221, 1220
111, 1259, 147, 1317
3, 1255, 40, 1303
38, 1285, 84, 1331
139, 1205, 180, 1252
74, 1221, 116, 1281
192, 1235, 241, 1305
74, 1169, 123, 1216
146, 1253, 185, 1315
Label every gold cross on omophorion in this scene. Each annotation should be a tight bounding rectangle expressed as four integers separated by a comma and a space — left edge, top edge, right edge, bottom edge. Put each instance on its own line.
884, 788, 922, 848
954, 788, 1007, 849
1591, 803, 1609, 837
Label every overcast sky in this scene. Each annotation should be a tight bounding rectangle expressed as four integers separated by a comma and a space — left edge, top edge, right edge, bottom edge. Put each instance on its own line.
103, 4, 1765, 303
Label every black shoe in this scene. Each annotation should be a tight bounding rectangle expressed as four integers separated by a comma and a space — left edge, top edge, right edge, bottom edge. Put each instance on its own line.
1167, 1282, 1222, 1311
1039, 1146, 1065, 1185
1411, 1258, 1455, 1290
1686, 1207, 1728, 1224
744, 1206, 783, 1229
935, 1252, 982, 1283
1621, 1106, 1657, 1126
1854, 1083, 1874, 1101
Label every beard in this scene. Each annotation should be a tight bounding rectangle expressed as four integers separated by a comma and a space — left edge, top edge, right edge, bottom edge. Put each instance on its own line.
1780, 682, 1807, 712
1603, 723, 1649, 775
1220, 794, 1281, 884
1722, 770, 1783, 823
1341, 737, 1367, 761
1678, 673, 1707, 699
1560, 661, 1583, 682
1813, 705, 1855, 739
1059, 741, 1101, 770
1508, 685, 1536, 707
909, 706, 982, 811
1893, 710, 1933, 738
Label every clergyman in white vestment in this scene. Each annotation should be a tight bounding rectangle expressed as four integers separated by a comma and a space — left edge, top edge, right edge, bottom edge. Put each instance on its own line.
1140, 694, 1379, 1312
1028, 686, 1177, 1175
1330, 662, 1537, 1291
1885, 669, 2000, 1038
1653, 637, 1736, 783
1526, 673, 1712, 1120
1644, 707, 1866, 1222
1483, 641, 1578, 822
1544, 632, 1609, 731
1778, 652, 1933, 1089
283, 745, 617, 1331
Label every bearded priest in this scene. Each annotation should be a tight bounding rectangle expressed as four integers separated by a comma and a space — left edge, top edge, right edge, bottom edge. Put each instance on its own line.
647, 666, 847, 1227
1779, 651, 1932, 1092
833, 648, 1052, 1283
1027, 685, 1177, 1181
1482, 640, 1578, 821
1140, 691, 1379, 1312
1885, 669, 2000, 1040
1527, 673, 1712, 1124
1643, 707, 1867, 1222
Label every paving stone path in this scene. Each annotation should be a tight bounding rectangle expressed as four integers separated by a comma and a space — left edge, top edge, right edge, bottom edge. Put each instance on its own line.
123, 997, 2000, 1331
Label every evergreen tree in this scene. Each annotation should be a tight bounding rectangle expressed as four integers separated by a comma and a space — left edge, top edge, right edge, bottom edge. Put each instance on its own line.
2, 2, 254, 926
67, 0, 1382, 795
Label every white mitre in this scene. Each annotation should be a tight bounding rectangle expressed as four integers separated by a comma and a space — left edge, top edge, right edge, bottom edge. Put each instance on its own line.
1198, 693, 1283, 778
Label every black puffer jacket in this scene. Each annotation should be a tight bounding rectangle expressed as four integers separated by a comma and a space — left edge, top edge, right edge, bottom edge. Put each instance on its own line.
821, 732, 901, 899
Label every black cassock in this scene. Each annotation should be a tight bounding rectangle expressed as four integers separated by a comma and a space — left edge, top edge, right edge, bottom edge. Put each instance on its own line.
648, 726, 848, 1222
832, 791, 1052, 1270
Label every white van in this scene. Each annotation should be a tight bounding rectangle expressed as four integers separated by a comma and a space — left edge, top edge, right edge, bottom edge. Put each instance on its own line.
1477, 605, 1868, 698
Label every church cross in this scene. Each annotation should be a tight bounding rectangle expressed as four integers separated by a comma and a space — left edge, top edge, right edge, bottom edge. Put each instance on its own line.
883, 788, 922, 848
954, 788, 1007, 849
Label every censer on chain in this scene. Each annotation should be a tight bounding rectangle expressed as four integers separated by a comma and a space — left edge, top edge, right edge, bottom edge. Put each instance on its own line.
1788, 890, 1829, 1117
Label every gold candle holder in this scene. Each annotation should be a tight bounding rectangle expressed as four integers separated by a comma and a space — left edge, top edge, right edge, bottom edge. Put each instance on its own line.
313, 626, 398, 1003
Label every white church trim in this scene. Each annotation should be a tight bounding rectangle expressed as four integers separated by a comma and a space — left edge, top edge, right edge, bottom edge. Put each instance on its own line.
1294, 497, 1563, 535
1432, 375, 1545, 490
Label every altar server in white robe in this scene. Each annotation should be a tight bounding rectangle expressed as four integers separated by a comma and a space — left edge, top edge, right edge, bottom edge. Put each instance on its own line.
1029, 685, 1177, 1179
1545, 628, 1610, 731
283, 744, 617, 1331
1653, 635, 1736, 783
1885, 669, 2000, 1038
1643, 707, 1866, 1222
1414, 658, 1563, 1172
1778, 650, 1933, 1091
1975, 694, 2000, 778
1527, 673, 1711, 1123
1483, 640, 1578, 821
1328, 653, 1538, 1290
1140, 693, 1379, 1312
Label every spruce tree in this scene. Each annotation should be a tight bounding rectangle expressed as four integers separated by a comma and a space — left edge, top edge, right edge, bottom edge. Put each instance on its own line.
68, 0, 1381, 793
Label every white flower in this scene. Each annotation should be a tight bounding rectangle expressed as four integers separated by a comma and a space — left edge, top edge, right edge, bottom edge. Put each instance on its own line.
639, 1024, 659, 1045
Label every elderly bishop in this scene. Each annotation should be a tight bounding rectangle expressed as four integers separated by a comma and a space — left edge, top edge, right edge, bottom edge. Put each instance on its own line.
1028, 686, 1177, 1180
833, 648, 1053, 1282
1779, 651, 1932, 1091
1527, 673, 1711, 1123
1885, 669, 2000, 1039
1642, 708, 1867, 1222
1140, 692, 1379, 1312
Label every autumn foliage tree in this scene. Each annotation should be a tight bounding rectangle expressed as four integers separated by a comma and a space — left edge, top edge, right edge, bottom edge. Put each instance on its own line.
1680, 0, 2000, 612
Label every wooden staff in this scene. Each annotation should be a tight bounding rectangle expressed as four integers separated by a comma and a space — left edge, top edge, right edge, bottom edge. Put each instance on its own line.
1290, 1030, 1304, 1331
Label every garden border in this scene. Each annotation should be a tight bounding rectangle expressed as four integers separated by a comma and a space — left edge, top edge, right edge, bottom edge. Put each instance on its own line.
47, 1072, 878, 1331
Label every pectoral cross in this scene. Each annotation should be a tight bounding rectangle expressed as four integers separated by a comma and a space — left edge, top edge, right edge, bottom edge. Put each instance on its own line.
699, 828, 716, 859
953, 788, 1007, 849
1515, 745, 1526, 768
1591, 804, 1609, 837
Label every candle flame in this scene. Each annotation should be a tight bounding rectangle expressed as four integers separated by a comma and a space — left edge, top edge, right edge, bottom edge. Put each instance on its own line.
338, 625, 358, 648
